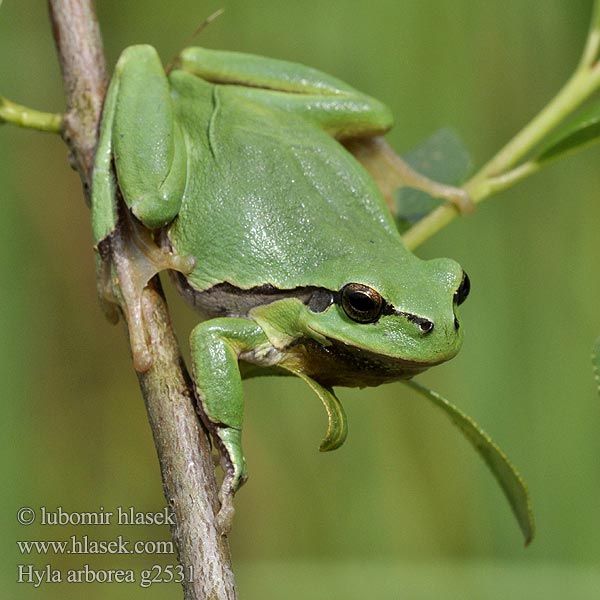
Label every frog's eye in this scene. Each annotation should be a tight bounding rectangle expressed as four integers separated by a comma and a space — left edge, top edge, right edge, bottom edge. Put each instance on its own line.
454, 271, 470, 306
340, 283, 383, 323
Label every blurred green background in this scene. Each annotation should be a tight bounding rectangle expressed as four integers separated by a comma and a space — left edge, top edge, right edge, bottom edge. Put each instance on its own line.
2, 1, 600, 598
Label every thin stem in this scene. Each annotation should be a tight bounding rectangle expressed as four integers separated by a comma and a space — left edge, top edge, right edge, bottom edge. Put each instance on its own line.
403, 0, 600, 250
474, 64, 600, 181
472, 161, 541, 201
0, 97, 63, 132
580, 0, 600, 68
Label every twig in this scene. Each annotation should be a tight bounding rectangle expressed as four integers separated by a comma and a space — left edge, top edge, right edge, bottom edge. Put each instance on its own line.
46, 1, 237, 597
402, 0, 600, 250
0, 97, 62, 132
48, 0, 107, 201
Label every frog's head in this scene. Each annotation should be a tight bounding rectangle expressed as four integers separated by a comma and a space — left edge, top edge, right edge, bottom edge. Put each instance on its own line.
288, 256, 470, 386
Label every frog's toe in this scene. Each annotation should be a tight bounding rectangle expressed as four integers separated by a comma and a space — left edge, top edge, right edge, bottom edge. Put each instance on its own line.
215, 461, 247, 535
216, 494, 235, 535
131, 193, 176, 229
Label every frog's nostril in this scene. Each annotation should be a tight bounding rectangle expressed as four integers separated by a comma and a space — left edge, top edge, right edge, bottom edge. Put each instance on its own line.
454, 317, 460, 330
419, 319, 434, 334
409, 316, 434, 335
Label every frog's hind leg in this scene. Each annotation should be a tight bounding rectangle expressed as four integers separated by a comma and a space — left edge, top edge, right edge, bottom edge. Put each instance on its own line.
178, 46, 394, 139
178, 47, 471, 215
110, 45, 188, 230
95, 202, 195, 372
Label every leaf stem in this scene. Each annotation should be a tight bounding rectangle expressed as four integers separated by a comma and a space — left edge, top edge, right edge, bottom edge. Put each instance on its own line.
0, 97, 63, 133
580, 0, 600, 68
403, 0, 600, 250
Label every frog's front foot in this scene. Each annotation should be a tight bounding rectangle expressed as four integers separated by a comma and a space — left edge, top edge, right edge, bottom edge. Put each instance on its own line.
215, 493, 235, 535
96, 207, 195, 372
215, 466, 247, 535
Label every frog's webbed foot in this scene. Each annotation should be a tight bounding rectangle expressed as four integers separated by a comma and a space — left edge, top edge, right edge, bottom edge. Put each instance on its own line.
344, 136, 474, 215
95, 202, 195, 372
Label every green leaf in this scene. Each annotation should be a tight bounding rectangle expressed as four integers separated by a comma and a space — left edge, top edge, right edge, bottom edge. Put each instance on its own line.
591, 0, 600, 30
404, 379, 535, 546
396, 128, 472, 232
592, 336, 600, 397
535, 99, 600, 164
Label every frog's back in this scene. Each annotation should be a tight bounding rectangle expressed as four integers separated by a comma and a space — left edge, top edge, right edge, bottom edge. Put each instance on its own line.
169, 70, 405, 292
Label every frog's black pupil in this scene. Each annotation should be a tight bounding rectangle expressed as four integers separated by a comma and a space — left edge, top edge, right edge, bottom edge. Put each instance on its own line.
348, 291, 375, 312
455, 271, 470, 306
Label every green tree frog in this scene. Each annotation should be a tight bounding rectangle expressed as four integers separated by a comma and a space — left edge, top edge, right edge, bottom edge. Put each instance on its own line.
92, 45, 471, 529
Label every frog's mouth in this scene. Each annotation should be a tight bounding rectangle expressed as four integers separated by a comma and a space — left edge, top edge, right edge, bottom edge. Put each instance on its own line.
285, 335, 444, 388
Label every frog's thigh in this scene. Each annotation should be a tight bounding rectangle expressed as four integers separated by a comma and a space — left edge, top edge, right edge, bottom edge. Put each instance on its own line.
180, 47, 392, 138
227, 86, 393, 140
112, 45, 187, 229
181, 46, 359, 95
189, 317, 269, 491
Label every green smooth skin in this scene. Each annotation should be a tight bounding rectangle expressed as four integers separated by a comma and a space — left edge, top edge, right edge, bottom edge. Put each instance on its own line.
92, 45, 470, 530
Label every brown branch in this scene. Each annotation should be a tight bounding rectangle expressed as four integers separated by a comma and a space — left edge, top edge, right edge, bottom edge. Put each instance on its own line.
48, 0, 106, 200
46, 1, 236, 597
136, 280, 237, 600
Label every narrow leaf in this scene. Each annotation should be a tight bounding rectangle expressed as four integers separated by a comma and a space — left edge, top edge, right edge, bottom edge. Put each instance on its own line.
536, 99, 600, 164
396, 128, 472, 232
404, 379, 535, 545
285, 369, 348, 451
592, 336, 600, 396
591, 0, 600, 30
